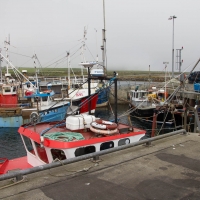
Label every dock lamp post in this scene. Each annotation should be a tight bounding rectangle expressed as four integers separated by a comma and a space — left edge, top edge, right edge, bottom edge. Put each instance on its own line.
168, 15, 177, 78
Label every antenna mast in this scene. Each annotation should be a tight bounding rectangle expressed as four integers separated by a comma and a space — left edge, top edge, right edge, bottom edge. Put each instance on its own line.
101, 0, 107, 76
94, 28, 98, 63
67, 51, 70, 89
81, 27, 87, 79
4, 36, 10, 75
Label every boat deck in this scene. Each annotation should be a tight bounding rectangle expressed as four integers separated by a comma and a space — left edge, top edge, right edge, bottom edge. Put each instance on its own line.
19, 122, 146, 148
0, 157, 32, 175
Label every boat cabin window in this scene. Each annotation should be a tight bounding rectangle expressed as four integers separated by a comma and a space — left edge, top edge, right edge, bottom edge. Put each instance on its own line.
42, 97, 48, 101
135, 92, 138, 98
13, 86, 17, 92
100, 141, 114, 150
118, 138, 130, 146
34, 97, 40, 102
75, 146, 96, 157
4, 87, 11, 93
72, 100, 81, 106
35, 142, 49, 163
21, 135, 35, 155
141, 92, 146, 98
51, 149, 66, 160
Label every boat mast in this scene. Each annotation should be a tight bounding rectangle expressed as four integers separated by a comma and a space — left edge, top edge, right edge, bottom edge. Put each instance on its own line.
4, 36, 10, 77
67, 51, 70, 89
94, 28, 98, 63
81, 27, 87, 81
33, 54, 39, 93
102, 0, 107, 76
163, 62, 169, 101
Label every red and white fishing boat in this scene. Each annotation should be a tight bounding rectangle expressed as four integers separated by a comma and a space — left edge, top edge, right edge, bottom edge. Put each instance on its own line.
0, 113, 146, 174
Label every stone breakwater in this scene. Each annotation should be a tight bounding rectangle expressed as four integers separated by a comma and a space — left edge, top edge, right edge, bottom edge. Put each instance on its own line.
109, 84, 141, 104
118, 75, 165, 82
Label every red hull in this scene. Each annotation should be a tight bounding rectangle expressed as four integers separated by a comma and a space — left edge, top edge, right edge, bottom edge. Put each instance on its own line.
0, 157, 32, 174
80, 93, 98, 113
0, 94, 18, 107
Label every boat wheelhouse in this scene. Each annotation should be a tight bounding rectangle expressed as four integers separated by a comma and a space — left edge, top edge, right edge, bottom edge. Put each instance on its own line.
128, 87, 173, 125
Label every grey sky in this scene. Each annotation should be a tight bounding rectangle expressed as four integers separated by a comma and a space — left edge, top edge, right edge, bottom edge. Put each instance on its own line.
0, 0, 200, 73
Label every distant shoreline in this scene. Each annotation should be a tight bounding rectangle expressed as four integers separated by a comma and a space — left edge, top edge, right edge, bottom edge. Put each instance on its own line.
118, 75, 165, 82
6, 67, 181, 82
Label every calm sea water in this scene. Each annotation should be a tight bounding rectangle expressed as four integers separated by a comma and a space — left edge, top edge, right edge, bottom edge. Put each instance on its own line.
0, 128, 26, 160
0, 104, 152, 160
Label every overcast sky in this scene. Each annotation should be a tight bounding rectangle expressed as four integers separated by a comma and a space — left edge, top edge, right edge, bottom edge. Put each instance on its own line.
0, 0, 200, 73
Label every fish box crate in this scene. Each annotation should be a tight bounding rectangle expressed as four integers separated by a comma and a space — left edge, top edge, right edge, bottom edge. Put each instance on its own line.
194, 83, 200, 92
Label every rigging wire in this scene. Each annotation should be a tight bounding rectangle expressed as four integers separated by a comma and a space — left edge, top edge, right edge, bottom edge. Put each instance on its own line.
43, 56, 67, 68
8, 51, 32, 58
85, 44, 96, 61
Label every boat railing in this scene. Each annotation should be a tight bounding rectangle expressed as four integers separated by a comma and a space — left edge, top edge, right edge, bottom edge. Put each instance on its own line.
0, 103, 31, 108
42, 77, 68, 85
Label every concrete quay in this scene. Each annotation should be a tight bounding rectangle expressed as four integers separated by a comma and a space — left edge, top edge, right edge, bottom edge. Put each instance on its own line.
1, 132, 200, 199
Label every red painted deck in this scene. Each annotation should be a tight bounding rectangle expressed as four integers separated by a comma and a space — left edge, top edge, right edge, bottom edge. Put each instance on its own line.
0, 156, 32, 174
18, 122, 146, 149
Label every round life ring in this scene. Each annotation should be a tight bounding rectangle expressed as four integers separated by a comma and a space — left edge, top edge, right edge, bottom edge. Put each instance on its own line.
91, 119, 117, 130
90, 125, 118, 135
25, 90, 34, 96
43, 90, 52, 93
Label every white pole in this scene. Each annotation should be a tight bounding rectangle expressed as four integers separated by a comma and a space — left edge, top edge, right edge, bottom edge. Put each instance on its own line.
67, 52, 70, 89
169, 16, 177, 78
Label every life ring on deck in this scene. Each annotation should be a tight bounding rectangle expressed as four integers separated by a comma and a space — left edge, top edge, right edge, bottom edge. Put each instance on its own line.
43, 90, 52, 93
90, 125, 118, 135
91, 119, 117, 130
25, 90, 34, 96
90, 120, 118, 135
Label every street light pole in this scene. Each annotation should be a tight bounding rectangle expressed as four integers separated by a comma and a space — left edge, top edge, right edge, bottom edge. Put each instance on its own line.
168, 15, 177, 78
